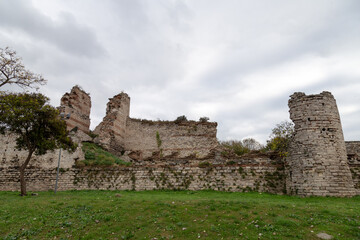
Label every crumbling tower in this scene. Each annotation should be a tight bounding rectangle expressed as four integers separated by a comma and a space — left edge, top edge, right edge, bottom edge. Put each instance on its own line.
287, 91, 356, 196
94, 93, 130, 154
60, 86, 91, 133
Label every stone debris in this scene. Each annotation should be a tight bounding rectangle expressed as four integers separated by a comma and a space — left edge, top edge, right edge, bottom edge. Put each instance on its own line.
316, 232, 333, 239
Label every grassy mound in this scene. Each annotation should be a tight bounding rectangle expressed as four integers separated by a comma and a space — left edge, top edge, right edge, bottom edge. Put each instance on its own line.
78, 142, 131, 167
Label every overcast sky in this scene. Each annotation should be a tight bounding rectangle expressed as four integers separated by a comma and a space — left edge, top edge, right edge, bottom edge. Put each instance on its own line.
1, 0, 359, 143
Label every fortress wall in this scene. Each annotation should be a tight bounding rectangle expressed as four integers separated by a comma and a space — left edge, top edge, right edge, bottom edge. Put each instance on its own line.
0, 133, 358, 195
346, 141, 360, 193
94, 93, 130, 154
0, 133, 82, 169
287, 92, 356, 196
93, 92, 218, 159
60, 86, 91, 133
1, 87, 359, 196
0, 157, 286, 194
124, 119, 218, 160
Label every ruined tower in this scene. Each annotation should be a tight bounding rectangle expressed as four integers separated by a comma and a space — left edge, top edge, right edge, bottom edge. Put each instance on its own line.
60, 86, 91, 133
94, 93, 130, 154
287, 91, 356, 197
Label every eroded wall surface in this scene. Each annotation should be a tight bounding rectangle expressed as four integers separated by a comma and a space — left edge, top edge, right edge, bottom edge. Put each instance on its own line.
346, 141, 360, 192
1, 88, 359, 196
287, 92, 356, 196
124, 119, 218, 160
94, 93, 130, 154
0, 133, 83, 170
0, 154, 286, 194
60, 86, 91, 133
94, 92, 219, 159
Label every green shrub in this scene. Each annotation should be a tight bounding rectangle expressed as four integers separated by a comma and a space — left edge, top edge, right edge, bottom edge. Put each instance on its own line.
85, 150, 95, 160
174, 115, 187, 123
198, 161, 211, 168
226, 160, 236, 165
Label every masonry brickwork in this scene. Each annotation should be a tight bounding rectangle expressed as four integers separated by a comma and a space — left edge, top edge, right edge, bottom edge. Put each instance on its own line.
59, 86, 91, 133
93, 92, 218, 160
345, 141, 360, 192
0, 148, 286, 194
287, 92, 356, 196
0, 88, 359, 196
93, 93, 130, 154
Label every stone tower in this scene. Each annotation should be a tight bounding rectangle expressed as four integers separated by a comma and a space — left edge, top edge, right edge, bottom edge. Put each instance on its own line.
60, 86, 91, 133
94, 92, 130, 154
287, 91, 356, 196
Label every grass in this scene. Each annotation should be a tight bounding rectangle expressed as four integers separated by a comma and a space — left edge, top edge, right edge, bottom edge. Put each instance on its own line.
79, 142, 131, 167
0, 191, 359, 240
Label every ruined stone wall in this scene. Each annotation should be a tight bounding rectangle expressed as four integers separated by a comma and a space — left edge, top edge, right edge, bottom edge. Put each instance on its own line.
94, 93, 130, 154
94, 92, 218, 159
0, 156, 286, 194
60, 86, 91, 133
0, 133, 84, 169
345, 141, 360, 193
0, 133, 358, 195
124, 119, 218, 161
287, 92, 356, 196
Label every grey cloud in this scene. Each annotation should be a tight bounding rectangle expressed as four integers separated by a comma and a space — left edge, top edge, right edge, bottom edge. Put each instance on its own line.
1, 0, 359, 143
0, 0, 105, 57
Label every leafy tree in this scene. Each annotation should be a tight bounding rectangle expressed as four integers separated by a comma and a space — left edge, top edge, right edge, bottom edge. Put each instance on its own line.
0, 92, 76, 196
0, 47, 46, 90
265, 121, 294, 156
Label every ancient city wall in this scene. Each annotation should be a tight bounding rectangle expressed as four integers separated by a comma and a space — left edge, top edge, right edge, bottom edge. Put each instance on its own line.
93, 93, 130, 154
0, 133, 84, 170
124, 119, 218, 161
93, 92, 219, 159
1, 87, 359, 196
59, 86, 91, 133
0, 152, 286, 194
287, 92, 356, 197
345, 141, 360, 191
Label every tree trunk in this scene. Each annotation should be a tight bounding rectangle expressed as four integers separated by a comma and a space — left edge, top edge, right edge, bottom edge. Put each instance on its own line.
19, 149, 34, 196
19, 168, 26, 196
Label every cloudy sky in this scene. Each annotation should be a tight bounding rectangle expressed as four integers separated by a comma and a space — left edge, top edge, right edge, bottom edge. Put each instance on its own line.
1, 0, 359, 143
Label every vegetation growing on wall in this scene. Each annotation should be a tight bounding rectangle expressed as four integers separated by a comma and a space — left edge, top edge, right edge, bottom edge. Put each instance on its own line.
174, 115, 188, 123
265, 121, 294, 157
78, 142, 130, 167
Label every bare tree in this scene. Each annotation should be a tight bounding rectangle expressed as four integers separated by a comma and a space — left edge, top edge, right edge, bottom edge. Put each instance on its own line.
0, 47, 47, 90
242, 138, 263, 150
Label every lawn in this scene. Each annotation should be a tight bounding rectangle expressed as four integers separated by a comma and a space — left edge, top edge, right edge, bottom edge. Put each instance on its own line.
0, 190, 359, 239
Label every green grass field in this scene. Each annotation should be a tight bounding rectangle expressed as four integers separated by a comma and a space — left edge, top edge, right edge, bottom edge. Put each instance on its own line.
0, 190, 359, 240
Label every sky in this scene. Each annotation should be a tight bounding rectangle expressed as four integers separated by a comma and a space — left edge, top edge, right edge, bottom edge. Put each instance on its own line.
0, 0, 359, 143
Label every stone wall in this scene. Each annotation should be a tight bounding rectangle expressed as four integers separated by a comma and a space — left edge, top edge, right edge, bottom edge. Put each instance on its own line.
0, 133, 83, 170
1, 88, 359, 197
0, 154, 286, 194
287, 92, 356, 196
94, 92, 218, 159
94, 93, 130, 154
124, 119, 218, 160
60, 86, 91, 133
346, 141, 360, 193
